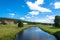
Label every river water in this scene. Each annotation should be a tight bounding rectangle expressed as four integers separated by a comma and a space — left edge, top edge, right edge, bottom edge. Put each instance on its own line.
15, 26, 57, 40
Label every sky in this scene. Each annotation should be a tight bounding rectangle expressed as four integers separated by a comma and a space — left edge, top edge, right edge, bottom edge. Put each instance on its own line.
0, 0, 60, 23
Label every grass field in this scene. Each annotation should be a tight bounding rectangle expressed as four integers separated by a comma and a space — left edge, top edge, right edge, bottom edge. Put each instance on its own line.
0, 25, 19, 40
0, 24, 60, 40
0, 24, 33, 40
38, 24, 60, 34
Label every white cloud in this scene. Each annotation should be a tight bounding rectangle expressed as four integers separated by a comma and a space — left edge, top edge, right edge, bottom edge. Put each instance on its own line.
26, 0, 52, 12
54, 2, 60, 9
35, 0, 44, 5
29, 11, 39, 15
20, 17, 25, 20
28, 15, 55, 23
9, 13, 15, 17
26, 0, 53, 23
39, 7, 51, 12
42, 15, 55, 23
47, 15, 55, 20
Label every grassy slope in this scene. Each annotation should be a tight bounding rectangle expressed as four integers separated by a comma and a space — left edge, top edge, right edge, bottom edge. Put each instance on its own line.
38, 24, 60, 34
0, 24, 60, 40
38, 24, 60, 40
0, 25, 19, 40
0, 25, 33, 40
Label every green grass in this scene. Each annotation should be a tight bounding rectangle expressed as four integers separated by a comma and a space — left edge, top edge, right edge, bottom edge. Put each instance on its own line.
37, 24, 60, 34
0, 25, 18, 40
0, 24, 60, 40
0, 24, 34, 40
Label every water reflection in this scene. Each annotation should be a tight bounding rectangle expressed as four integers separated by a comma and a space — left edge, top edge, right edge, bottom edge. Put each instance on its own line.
15, 27, 56, 40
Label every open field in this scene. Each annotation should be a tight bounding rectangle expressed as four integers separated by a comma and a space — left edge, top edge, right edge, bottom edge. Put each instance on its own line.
0, 24, 60, 40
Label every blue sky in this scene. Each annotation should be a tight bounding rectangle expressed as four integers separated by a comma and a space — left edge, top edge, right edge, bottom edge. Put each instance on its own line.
0, 0, 60, 23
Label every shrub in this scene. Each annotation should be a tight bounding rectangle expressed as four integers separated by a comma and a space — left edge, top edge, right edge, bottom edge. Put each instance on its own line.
18, 21, 23, 27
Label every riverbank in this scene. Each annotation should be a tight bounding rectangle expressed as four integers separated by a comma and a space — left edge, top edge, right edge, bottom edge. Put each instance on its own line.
0, 25, 32, 40
0, 24, 60, 40
37, 24, 60, 40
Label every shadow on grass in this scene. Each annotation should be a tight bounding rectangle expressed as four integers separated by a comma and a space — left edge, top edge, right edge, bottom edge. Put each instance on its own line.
53, 31, 60, 40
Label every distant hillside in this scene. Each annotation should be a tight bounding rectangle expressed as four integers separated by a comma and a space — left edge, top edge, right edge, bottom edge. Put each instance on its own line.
0, 17, 20, 21
0, 17, 30, 24
0, 17, 21, 25
0, 17, 53, 25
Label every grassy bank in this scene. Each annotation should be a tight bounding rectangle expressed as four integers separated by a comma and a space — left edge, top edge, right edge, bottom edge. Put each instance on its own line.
37, 24, 60, 34
0, 25, 19, 40
0, 24, 60, 40
37, 24, 60, 40
0, 25, 33, 40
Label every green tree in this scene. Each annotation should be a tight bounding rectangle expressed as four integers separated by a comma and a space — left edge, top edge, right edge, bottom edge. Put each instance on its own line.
54, 16, 60, 27
18, 21, 23, 27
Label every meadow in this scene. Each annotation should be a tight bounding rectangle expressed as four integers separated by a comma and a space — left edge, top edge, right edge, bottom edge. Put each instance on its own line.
0, 24, 60, 40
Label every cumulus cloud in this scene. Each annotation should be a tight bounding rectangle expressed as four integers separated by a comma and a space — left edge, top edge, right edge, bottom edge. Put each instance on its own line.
29, 11, 39, 15
46, 15, 55, 20
9, 13, 15, 17
35, 0, 44, 5
26, 0, 53, 23
28, 15, 55, 23
20, 17, 25, 20
26, 0, 52, 12
54, 2, 60, 9
40, 15, 55, 23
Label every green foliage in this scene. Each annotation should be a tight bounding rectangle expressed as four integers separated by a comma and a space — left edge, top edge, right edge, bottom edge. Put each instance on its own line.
18, 21, 23, 27
54, 16, 60, 28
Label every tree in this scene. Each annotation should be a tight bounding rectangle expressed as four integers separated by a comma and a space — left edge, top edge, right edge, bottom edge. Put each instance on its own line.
18, 21, 23, 27
54, 16, 60, 28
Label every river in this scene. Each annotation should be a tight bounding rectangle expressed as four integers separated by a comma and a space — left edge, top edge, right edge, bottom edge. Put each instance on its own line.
15, 26, 57, 40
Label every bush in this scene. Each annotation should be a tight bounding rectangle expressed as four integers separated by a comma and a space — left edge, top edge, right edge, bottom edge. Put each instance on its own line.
18, 21, 23, 27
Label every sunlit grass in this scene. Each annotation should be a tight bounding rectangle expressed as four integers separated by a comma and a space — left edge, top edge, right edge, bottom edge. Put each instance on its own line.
0, 24, 33, 40
0, 25, 19, 40
37, 24, 60, 34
